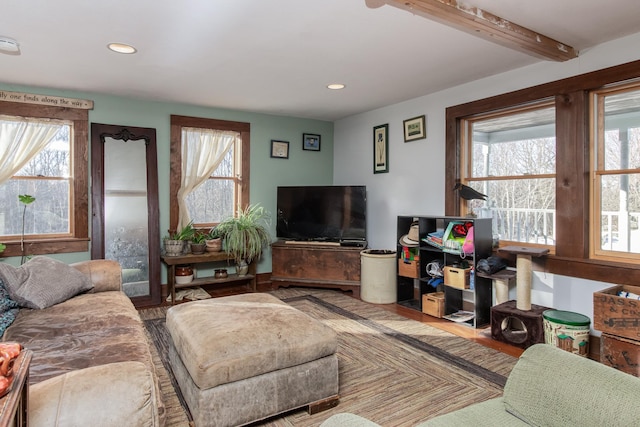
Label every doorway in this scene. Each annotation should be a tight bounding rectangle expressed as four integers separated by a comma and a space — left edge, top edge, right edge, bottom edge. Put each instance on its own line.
91, 123, 161, 307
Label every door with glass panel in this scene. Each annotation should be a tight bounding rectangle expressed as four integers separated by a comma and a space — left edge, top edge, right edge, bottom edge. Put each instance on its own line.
90, 123, 161, 307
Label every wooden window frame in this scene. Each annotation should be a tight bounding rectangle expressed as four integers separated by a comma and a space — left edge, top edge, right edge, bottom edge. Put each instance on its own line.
0, 102, 89, 257
461, 100, 557, 250
446, 59, 640, 286
169, 115, 250, 233
590, 81, 640, 262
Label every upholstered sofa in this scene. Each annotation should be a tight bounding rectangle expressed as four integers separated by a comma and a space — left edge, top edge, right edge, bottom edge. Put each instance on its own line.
0, 257, 165, 427
321, 344, 640, 427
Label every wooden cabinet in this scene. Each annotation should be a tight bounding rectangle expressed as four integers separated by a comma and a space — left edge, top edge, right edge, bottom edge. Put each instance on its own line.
161, 252, 256, 304
396, 216, 493, 328
271, 241, 361, 297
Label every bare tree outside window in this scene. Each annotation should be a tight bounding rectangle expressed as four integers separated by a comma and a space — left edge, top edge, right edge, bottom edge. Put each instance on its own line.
593, 85, 640, 258
0, 121, 72, 238
463, 103, 556, 246
186, 144, 236, 225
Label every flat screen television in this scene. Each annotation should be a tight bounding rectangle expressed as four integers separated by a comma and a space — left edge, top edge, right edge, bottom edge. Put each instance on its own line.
276, 185, 367, 243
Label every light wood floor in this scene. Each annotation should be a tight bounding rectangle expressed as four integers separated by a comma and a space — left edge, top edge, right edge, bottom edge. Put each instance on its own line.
377, 300, 524, 358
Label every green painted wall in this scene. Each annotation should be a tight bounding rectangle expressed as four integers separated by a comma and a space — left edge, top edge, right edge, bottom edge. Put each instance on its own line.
0, 83, 334, 274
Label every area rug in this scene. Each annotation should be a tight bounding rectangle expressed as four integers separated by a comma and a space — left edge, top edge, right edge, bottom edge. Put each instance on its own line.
140, 288, 518, 427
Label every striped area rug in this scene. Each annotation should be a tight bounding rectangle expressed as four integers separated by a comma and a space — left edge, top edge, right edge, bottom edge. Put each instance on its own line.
140, 288, 517, 427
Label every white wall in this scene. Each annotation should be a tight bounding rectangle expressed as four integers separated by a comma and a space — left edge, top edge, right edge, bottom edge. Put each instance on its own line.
333, 32, 640, 327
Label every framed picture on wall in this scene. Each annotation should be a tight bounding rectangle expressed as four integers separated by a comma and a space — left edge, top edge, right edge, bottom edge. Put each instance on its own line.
270, 140, 289, 159
373, 123, 389, 174
403, 115, 426, 142
302, 133, 321, 151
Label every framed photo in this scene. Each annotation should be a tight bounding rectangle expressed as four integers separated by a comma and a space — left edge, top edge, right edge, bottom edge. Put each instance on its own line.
270, 140, 289, 159
403, 115, 426, 142
373, 124, 389, 174
302, 133, 321, 151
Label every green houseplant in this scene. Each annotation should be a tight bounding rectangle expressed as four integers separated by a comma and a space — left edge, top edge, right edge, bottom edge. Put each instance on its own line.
19, 194, 36, 265
163, 221, 195, 256
216, 204, 272, 270
189, 229, 208, 255
204, 226, 222, 252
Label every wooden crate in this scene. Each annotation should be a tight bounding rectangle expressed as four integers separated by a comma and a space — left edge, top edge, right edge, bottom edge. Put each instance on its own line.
593, 285, 640, 341
601, 333, 640, 377
444, 266, 470, 289
422, 292, 445, 318
398, 259, 419, 278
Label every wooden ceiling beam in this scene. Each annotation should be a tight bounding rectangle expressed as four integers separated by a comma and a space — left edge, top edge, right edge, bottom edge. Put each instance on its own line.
366, 0, 578, 62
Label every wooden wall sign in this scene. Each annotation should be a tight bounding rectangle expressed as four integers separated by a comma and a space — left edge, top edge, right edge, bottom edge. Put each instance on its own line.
0, 90, 93, 109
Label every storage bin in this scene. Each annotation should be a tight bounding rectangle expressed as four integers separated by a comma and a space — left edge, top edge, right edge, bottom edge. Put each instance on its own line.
444, 266, 470, 289
542, 309, 590, 357
593, 284, 640, 340
398, 258, 419, 278
422, 292, 445, 318
361, 250, 397, 304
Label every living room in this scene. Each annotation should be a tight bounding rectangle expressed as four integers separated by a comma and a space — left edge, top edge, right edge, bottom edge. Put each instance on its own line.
1, 1, 640, 426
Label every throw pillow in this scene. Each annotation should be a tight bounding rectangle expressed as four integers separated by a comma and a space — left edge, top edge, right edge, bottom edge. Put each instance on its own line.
0, 257, 94, 309
0, 279, 19, 337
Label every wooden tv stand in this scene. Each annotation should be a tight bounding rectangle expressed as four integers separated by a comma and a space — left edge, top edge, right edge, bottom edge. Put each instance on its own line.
271, 241, 362, 297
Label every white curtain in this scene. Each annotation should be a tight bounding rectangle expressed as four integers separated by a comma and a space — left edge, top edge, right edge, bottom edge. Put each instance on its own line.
177, 127, 238, 229
0, 116, 63, 185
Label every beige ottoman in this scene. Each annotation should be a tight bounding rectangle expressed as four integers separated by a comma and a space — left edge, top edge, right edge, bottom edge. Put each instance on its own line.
166, 293, 339, 427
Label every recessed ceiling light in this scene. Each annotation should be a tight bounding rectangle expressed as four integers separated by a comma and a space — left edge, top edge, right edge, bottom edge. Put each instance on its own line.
0, 36, 20, 55
107, 43, 137, 54
327, 83, 346, 90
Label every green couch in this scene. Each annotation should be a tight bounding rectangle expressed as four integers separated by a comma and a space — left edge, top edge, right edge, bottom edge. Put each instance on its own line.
321, 344, 640, 427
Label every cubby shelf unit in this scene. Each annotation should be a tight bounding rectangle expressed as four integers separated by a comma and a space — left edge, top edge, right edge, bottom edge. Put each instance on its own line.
396, 215, 493, 328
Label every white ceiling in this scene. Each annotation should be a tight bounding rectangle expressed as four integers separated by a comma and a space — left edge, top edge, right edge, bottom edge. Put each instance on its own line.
2, 0, 639, 121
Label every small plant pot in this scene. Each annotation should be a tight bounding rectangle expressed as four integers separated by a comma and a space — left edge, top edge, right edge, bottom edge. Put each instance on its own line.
164, 239, 184, 256
205, 238, 222, 252
190, 242, 206, 255
236, 261, 249, 276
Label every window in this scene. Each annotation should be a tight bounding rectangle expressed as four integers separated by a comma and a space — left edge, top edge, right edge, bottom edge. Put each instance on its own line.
591, 82, 640, 261
446, 59, 640, 285
183, 127, 240, 226
462, 102, 556, 248
169, 115, 250, 233
0, 117, 72, 237
0, 102, 89, 257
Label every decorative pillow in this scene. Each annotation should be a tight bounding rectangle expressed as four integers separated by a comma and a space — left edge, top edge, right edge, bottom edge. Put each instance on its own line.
0, 257, 94, 309
0, 278, 19, 337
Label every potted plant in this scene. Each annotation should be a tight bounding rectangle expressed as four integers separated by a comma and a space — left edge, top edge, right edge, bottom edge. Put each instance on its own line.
215, 204, 272, 275
18, 194, 36, 265
205, 227, 222, 252
163, 221, 194, 256
190, 229, 208, 255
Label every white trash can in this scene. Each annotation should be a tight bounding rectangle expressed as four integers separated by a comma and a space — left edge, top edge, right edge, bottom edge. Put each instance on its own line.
360, 249, 397, 304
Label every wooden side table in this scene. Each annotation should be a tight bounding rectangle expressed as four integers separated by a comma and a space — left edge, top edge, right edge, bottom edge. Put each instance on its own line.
161, 252, 257, 304
0, 349, 32, 427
